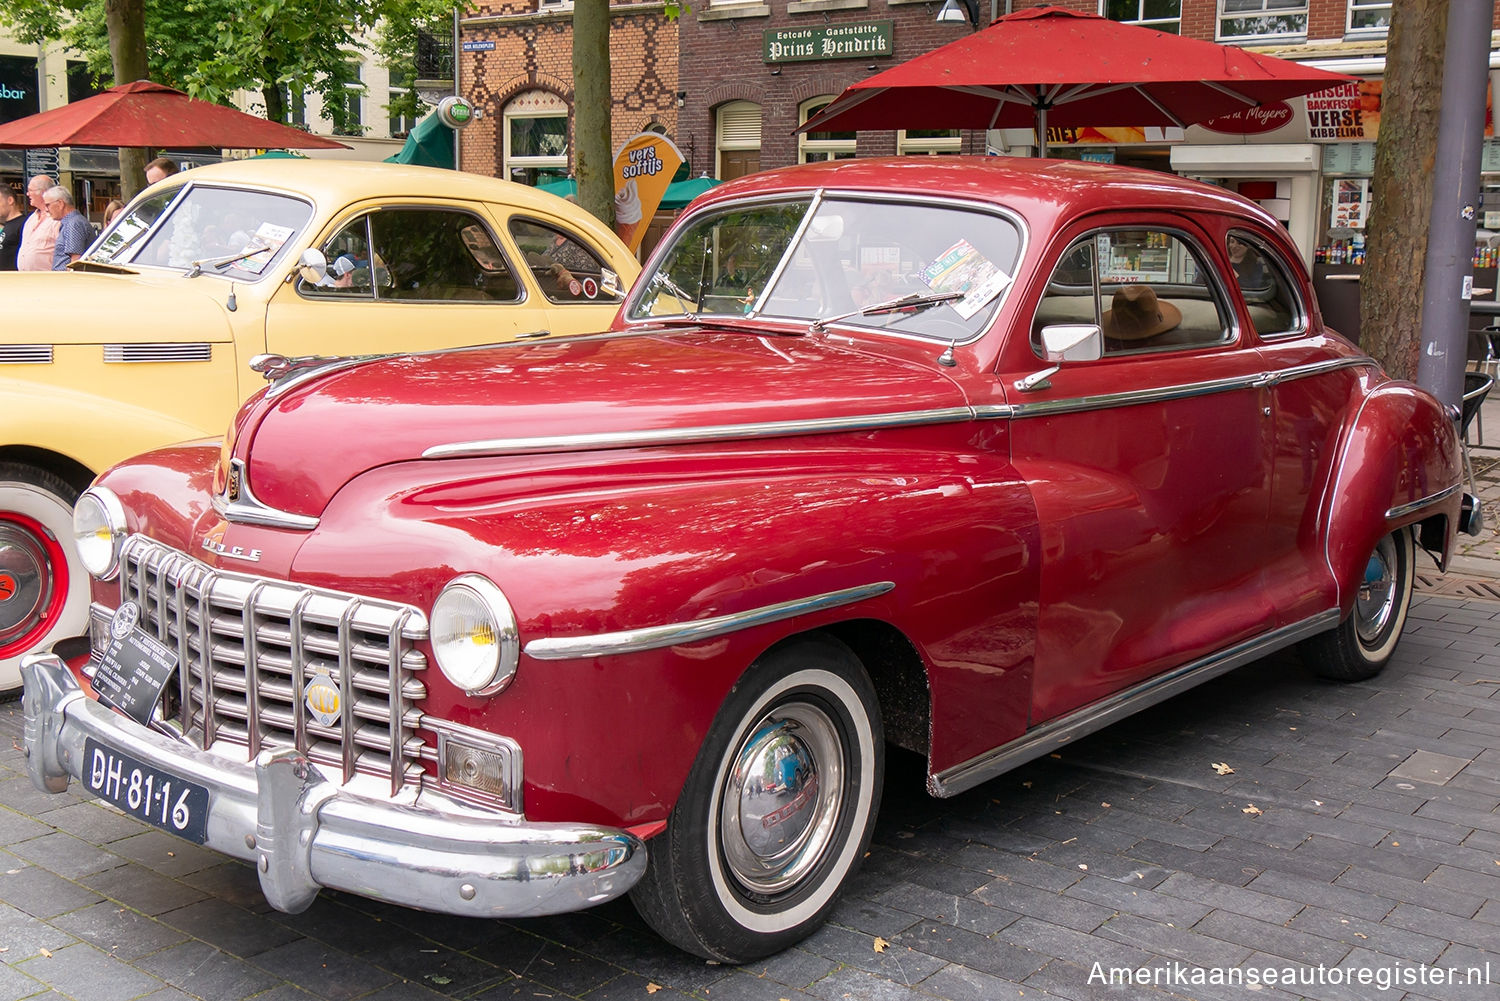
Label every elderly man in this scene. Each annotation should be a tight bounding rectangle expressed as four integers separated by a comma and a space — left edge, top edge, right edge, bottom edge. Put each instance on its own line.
44, 186, 95, 270
16, 174, 60, 271
145, 157, 179, 185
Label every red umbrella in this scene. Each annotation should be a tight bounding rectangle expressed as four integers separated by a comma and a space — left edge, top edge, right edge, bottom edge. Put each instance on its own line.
0, 80, 348, 150
801, 6, 1354, 156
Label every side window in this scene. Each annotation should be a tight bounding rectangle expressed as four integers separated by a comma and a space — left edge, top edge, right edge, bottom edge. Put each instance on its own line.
1226, 229, 1305, 338
510, 219, 625, 305
356, 209, 519, 302
301, 216, 375, 299
1032, 229, 1231, 355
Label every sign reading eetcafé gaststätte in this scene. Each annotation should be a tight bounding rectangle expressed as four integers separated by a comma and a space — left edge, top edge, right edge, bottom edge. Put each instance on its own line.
764, 21, 893, 64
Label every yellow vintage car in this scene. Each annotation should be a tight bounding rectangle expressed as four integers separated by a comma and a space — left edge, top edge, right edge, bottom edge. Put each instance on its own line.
0, 159, 639, 692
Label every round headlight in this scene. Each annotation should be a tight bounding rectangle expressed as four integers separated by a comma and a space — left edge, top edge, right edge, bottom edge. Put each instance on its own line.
431, 575, 519, 695
73, 487, 127, 580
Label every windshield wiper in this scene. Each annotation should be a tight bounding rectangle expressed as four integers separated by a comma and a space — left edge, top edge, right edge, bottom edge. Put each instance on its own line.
185, 246, 263, 278
810, 290, 966, 332
640, 272, 703, 323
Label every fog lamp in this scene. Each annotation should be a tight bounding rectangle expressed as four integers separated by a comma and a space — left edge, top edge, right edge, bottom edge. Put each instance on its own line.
444, 742, 511, 800
73, 487, 127, 580
431, 574, 519, 695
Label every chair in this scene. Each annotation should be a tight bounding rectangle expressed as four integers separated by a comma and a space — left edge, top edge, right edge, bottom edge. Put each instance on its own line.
1460, 371, 1492, 497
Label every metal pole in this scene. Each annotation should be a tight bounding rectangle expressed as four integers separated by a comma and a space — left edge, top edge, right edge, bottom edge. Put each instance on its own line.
1417, 1, 1492, 407
452, 6, 462, 172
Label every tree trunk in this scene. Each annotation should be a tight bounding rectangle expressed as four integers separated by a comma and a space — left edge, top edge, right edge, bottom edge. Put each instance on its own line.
1360, 0, 1448, 380
573, 0, 613, 229
263, 80, 287, 131
105, 0, 150, 199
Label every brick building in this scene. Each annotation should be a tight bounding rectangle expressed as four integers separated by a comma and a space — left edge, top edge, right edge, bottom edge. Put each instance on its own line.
457, 1, 679, 185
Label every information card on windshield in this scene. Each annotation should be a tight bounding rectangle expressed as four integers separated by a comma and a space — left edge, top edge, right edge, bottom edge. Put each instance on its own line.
921, 239, 1012, 319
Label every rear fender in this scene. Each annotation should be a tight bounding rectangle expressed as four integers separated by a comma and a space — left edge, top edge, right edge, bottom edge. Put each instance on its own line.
1323, 382, 1462, 606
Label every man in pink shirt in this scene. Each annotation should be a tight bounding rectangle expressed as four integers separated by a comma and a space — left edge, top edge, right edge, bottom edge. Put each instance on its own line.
17, 174, 60, 272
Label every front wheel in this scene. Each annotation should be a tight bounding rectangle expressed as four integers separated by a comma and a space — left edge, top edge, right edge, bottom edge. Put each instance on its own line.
631, 636, 883, 962
1300, 527, 1415, 682
0, 464, 89, 696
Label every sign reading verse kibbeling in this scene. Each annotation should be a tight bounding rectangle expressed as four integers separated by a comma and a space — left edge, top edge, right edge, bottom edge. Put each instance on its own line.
764, 21, 893, 64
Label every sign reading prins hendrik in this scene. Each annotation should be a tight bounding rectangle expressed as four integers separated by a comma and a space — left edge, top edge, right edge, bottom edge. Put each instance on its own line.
764, 21, 893, 64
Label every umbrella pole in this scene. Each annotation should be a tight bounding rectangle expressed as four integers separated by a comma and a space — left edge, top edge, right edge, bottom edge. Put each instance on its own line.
1036, 102, 1047, 158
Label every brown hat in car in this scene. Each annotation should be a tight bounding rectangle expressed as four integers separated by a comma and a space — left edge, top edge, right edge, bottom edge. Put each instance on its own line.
1101, 284, 1181, 341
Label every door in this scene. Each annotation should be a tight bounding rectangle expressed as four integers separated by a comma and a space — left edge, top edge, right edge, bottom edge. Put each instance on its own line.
1009, 219, 1277, 723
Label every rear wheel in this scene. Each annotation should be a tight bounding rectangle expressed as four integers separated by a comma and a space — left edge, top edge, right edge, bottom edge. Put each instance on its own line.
0, 464, 88, 695
1300, 527, 1415, 682
630, 636, 883, 962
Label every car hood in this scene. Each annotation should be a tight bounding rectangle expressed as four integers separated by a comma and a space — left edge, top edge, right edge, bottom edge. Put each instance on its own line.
238, 328, 971, 519
0, 271, 235, 345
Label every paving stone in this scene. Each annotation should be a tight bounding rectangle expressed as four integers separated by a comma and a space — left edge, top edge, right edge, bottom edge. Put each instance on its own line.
1125, 838, 1264, 885
0, 808, 49, 845
50, 901, 188, 962
78, 863, 207, 916
692, 969, 819, 1001
0, 862, 102, 919
1292, 833, 1440, 882
8, 831, 126, 879
802, 962, 950, 1001
249, 938, 396, 1001
1385, 901, 1500, 953
890, 922, 1045, 982
996, 915, 1159, 973
1285, 903, 1449, 964
134, 940, 282, 999
1243, 868, 1395, 921
32, 802, 147, 845
1095, 912, 1253, 969
794, 922, 948, 983
158, 898, 301, 958
15, 943, 164, 1001
1153, 871, 1305, 924
942, 845, 1081, 890
917, 964, 1049, 1001
0, 901, 79, 964
735, 946, 839, 990
870, 880, 1021, 935
1192, 909, 1353, 966
0, 963, 46, 1001
107, 830, 221, 877
1333, 866, 1485, 918
1061, 873, 1213, 925
972, 878, 1114, 934
1341, 803, 1476, 844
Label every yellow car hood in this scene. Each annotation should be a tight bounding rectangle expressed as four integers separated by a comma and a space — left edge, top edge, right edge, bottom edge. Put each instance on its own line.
1, 272, 237, 345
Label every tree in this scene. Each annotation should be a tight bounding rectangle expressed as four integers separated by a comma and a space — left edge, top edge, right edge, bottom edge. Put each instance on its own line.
1360, 0, 1448, 380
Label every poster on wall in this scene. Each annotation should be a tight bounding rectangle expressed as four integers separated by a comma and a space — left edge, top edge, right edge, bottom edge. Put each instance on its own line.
1330, 178, 1371, 230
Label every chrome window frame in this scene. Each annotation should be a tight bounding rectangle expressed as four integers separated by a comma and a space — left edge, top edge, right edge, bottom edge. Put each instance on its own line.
1029, 224, 1241, 360
1225, 227, 1310, 341
91, 181, 316, 284
623, 188, 1030, 350
507, 214, 626, 307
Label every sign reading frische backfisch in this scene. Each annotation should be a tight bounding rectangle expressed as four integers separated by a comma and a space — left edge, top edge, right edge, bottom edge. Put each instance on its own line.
764, 21, 893, 64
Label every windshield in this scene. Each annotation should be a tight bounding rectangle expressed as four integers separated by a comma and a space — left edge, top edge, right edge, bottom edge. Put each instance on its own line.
85, 184, 312, 281
627, 196, 1023, 340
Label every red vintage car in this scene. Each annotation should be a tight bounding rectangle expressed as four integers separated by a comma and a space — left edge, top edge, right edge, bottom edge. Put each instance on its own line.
21, 158, 1472, 962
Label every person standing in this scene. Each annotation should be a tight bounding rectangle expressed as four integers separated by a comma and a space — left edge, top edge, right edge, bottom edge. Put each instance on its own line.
16, 174, 59, 271
145, 158, 179, 185
0, 184, 24, 271
45, 186, 95, 270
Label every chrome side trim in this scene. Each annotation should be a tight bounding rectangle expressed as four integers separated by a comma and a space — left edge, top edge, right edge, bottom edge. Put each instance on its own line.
1005, 356, 1377, 420
104, 343, 213, 363
524, 581, 895, 661
213, 458, 320, 530
929, 610, 1340, 798
423, 408, 975, 459
0, 344, 53, 364
1386, 483, 1462, 521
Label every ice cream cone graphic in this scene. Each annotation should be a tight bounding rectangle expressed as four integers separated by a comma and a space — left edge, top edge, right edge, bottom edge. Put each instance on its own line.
612, 133, 684, 255
614, 179, 644, 250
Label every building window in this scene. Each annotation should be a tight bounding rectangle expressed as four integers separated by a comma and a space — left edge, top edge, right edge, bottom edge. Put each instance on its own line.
1218, 0, 1308, 40
504, 90, 570, 186
898, 129, 962, 156
1102, 0, 1180, 34
0, 56, 40, 125
799, 99, 857, 163
280, 84, 307, 128
1347, 0, 1391, 34
328, 63, 364, 136
538, 0, 575, 9
387, 66, 424, 138
717, 100, 762, 181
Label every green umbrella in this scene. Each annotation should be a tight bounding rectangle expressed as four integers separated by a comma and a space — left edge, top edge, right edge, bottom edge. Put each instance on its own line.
383, 111, 455, 169
248, 150, 307, 159
535, 178, 578, 199
659, 175, 721, 210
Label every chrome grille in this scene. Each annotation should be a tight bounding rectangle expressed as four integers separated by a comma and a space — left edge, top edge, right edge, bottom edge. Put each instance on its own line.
114, 535, 429, 794
0, 344, 53, 364
103, 342, 213, 363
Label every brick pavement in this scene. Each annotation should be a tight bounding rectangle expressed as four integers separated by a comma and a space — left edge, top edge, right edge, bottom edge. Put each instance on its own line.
3, 593, 1500, 1001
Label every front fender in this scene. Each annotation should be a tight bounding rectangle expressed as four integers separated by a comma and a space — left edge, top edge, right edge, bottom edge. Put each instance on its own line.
1323, 381, 1462, 604
3, 375, 226, 477
287, 428, 1041, 828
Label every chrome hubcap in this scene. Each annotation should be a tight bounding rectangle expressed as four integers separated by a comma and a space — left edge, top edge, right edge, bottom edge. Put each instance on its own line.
1355, 534, 1399, 645
0, 523, 51, 648
720, 701, 845, 895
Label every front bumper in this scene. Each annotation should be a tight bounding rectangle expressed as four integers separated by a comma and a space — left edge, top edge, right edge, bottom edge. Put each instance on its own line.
20, 653, 647, 918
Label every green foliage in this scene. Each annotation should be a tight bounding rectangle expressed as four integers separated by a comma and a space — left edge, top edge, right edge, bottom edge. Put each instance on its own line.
0, 0, 461, 132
